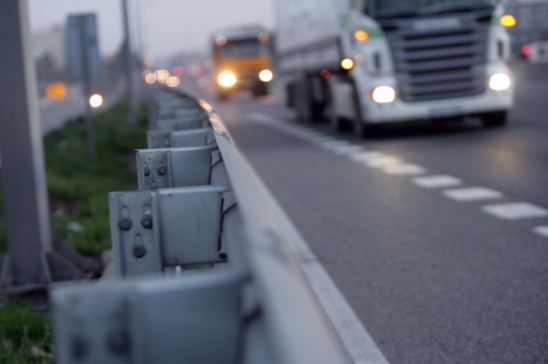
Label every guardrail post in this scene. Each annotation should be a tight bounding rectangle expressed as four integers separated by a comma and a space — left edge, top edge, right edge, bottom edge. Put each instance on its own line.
109, 187, 228, 277
136, 146, 219, 190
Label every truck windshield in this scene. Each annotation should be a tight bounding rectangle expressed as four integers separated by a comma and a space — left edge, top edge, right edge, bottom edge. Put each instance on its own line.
218, 39, 266, 58
366, 0, 497, 19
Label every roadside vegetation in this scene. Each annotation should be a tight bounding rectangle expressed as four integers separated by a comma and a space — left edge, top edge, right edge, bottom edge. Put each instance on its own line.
0, 102, 147, 362
0, 304, 51, 364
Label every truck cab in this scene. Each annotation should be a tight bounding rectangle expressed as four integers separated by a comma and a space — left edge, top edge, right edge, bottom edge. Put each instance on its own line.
211, 26, 274, 100
277, 0, 514, 135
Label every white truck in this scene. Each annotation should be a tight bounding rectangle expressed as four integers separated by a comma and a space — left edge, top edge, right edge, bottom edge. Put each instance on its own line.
274, 0, 514, 135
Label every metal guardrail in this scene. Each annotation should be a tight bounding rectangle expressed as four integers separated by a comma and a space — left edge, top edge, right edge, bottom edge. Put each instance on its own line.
51, 88, 352, 363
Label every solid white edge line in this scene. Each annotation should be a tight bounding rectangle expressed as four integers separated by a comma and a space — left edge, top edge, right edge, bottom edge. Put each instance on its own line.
244, 111, 390, 363
302, 263, 390, 364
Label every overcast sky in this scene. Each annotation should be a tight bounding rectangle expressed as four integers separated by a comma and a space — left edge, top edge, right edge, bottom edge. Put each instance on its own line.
29, 0, 274, 59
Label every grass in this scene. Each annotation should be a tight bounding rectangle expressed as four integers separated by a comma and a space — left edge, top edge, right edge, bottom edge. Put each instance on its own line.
0, 102, 147, 362
0, 304, 51, 364
44, 102, 147, 255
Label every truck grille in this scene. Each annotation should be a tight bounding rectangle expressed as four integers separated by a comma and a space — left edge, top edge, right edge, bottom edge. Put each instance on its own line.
381, 11, 491, 102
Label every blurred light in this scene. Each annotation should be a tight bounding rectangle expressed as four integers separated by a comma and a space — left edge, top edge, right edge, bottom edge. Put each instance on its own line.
191, 65, 204, 77
521, 44, 531, 57
216, 36, 227, 47
489, 73, 511, 91
371, 86, 396, 104
155, 69, 170, 84
354, 30, 369, 42
172, 66, 185, 76
320, 69, 330, 79
45, 82, 67, 101
341, 58, 355, 71
500, 14, 517, 28
259, 32, 270, 43
217, 71, 237, 88
259, 69, 273, 83
167, 76, 181, 88
144, 72, 157, 84
89, 94, 104, 108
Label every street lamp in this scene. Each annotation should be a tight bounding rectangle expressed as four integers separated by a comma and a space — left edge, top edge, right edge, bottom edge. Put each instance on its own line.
89, 93, 104, 108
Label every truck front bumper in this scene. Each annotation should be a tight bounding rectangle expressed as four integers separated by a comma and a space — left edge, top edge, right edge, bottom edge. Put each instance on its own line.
363, 89, 514, 124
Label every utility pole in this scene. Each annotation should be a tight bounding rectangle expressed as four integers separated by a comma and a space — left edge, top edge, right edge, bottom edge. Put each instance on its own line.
78, 16, 97, 157
0, 0, 85, 292
122, 0, 138, 125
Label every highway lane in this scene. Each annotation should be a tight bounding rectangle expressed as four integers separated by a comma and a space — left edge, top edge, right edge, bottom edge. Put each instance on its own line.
211, 80, 548, 363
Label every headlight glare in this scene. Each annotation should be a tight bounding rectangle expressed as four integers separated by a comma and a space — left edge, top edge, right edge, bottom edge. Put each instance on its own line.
371, 86, 396, 104
217, 71, 237, 88
489, 73, 511, 91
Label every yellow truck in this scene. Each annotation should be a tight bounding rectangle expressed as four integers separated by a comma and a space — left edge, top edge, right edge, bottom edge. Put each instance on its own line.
211, 25, 274, 100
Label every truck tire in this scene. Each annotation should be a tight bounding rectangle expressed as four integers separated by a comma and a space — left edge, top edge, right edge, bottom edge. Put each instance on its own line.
253, 84, 269, 98
286, 84, 295, 108
481, 111, 508, 128
325, 81, 342, 132
350, 84, 368, 138
217, 92, 231, 101
295, 77, 322, 123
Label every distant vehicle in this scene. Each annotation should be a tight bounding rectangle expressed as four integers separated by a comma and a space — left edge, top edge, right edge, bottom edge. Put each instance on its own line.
502, 0, 548, 59
211, 25, 274, 100
274, 0, 514, 134
520, 41, 548, 63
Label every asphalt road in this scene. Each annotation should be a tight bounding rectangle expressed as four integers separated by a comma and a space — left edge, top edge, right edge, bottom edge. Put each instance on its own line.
210, 75, 548, 363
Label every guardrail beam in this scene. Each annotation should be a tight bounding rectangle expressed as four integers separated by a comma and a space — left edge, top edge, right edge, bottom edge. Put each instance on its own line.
147, 128, 214, 149
53, 272, 245, 364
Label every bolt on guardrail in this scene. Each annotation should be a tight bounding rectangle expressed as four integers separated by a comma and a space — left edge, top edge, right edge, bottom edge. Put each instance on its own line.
52, 87, 352, 364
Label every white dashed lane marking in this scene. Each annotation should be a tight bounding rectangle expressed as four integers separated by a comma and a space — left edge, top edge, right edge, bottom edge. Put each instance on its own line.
444, 187, 503, 202
534, 226, 548, 238
483, 203, 548, 220
414, 175, 463, 189
351, 153, 402, 168
383, 164, 426, 176
248, 112, 548, 231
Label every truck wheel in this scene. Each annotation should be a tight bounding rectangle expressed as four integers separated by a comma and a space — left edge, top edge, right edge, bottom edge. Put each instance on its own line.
481, 111, 508, 128
353, 119, 368, 138
286, 84, 295, 108
296, 91, 312, 122
217, 92, 230, 101
295, 77, 322, 123
253, 85, 268, 98
351, 86, 368, 138
325, 81, 342, 132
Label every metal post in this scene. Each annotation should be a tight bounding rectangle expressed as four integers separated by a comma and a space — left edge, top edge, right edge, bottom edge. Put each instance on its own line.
0, 0, 52, 288
78, 16, 96, 157
122, 0, 138, 125
0, 0, 86, 291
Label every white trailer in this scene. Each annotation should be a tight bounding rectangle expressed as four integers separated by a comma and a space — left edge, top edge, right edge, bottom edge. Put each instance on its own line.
274, 0, 514, 135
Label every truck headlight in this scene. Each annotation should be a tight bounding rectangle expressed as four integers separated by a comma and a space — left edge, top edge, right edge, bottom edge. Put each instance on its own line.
371, 86, 396, 104
259, 69, 273, 83
489, 73, 511, 91
217, 71, 237, 88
